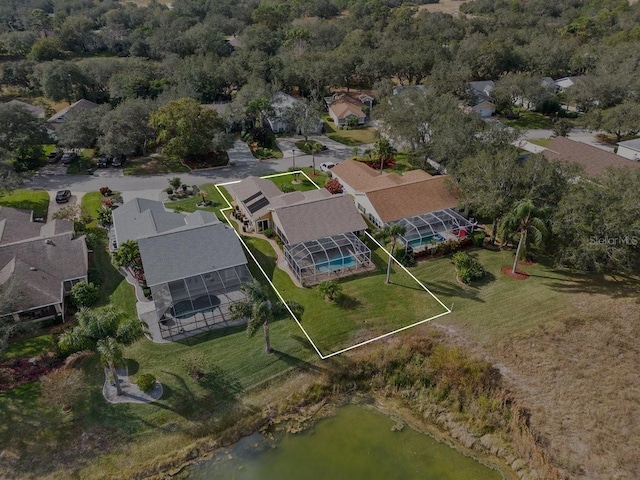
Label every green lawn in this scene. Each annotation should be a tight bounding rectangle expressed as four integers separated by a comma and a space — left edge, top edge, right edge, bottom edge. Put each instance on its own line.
528, 138, 552, 147
269, 170, 328, 191
0, 189, 50, 218
124, 155, 190, 175
66, 152, 95, 175
323, 115, 378, 146
81, 191, 103, 228
164, 183, 232, 221
502, 111, 555, 130
4, 335, 51, 359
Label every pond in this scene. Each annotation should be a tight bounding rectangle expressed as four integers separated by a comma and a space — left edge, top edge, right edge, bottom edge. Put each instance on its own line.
188, 404, 504, 480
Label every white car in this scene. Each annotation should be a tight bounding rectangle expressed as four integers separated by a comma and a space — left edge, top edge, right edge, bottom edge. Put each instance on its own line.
320, 162, 336, 172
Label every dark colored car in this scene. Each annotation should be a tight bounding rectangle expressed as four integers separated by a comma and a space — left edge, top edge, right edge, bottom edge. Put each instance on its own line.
61, 152, 77, 165
47, 150, 63, 164
55, 190, 71, 203
97, 155, 112, 168
111, 154, 126, 167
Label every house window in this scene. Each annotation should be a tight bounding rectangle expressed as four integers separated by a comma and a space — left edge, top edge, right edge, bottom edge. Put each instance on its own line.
357, 203, 366, 214
368, 214, 378, 226
257, 219, 270, 232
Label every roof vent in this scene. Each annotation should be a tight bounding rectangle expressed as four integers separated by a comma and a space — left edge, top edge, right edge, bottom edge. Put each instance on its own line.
30, 267, 37, 271
45, 239, 54, 245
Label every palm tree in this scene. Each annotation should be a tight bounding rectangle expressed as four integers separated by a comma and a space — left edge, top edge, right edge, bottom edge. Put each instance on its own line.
58, 307, 143, 396
230, 280, 304, 354
168, 177, 182, 192
372, 138, 396, 174
308, 142, 323, 175
499, 198, 549, 274
318, 280, 341, 302
374, 223, 407, 284
113, 240, 140, 269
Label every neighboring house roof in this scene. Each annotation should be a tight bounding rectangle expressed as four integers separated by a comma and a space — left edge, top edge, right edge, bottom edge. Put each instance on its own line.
112, 198, 187, 245
331, 160, 458, 223
0, 218, 88, 313
138, 222, 247, 286
0, 207, 73, 245
47, 99, 100, 123
554, 76, 585, 90
227, 176, 285, 220
271, 194, 367, 245
6, 99, 45, 118
618, 138, 640, 153
543, 137, 640, 177
325, 91, 374, 121
364, 176, 458, 223
331, 159, 432, 192
471, 101, 496, 111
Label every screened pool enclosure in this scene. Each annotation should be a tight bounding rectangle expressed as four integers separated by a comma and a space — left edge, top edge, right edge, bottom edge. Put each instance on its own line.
396, 209, 475, 251
284, 232, 372, 284
150, 265, 253, 340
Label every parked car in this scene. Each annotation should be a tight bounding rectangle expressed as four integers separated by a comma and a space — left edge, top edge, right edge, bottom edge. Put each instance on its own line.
320, 162, 336, 172
55, 190, 71, 203
47, 150, 63, 164
97, 155, 112, 168
61, 152, 77, 165
111, 154, 126, 167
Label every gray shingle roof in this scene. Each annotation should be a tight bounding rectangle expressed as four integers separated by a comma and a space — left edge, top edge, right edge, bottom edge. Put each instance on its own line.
113, 198, 187, 245
271, 194, 367, 245
227, 176, 283, 220
47, 99, 99, 123
138, 223, 248, 286
0, 232, 88, 312
618, 138, 640, 152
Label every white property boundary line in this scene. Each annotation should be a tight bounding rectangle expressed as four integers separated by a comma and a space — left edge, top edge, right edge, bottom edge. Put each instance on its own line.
214, 171, 452, 360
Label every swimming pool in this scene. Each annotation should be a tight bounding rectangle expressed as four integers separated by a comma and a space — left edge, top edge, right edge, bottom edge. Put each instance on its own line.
171, 295, 220, 319
316, 255, 356, 272
407, 234, 444, 249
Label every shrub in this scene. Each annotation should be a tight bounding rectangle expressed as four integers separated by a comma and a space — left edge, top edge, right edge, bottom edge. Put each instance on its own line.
101, 197, 114, 208
136, 373, 157, 393
181, 351, 209, 380
452, 252, 485, 284
325, 178, 343, 194
263, 228, 274, 238
394, 247, 416, 267
166, 188, 173, 195
70, 281, 100, 308
39, 368, 86, 411
437, 239, 460, 255
99, 187, 112, 196
280, 183, 295, 193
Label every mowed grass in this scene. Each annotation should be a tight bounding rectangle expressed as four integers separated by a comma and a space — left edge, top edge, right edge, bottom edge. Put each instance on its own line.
502, 111, 555, 130
323, 115, 378, 145
81, 191, 103, 228
124, 155, 190, 175
268, 171, 328, 192
244, 235, 448, 356
0, 189, 50, 219
164, 183, 232, 221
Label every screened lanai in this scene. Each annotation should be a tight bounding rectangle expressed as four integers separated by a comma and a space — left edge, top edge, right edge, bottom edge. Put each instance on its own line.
284, 232, 373, 285
396, 209, 475, 252
151, 265, 252, 340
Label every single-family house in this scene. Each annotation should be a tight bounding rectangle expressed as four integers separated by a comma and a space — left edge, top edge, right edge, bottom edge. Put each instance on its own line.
0, 207, 88, 324
554, 76, 585, 92
325, 91, 374, 126
47, 99, 100, 131
5, 99, 46, 118
228, 177, 371, 284
266, 92, 323, 135
542, 137, 640, 177
467, 81, 496, 118
112, 199, 253, 341
331, 160, 475, 252
616, 138, 640, 161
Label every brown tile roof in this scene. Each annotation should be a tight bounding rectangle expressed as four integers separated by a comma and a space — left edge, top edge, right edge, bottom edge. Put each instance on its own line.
328, 100, 365, 120
331, 159, 431, 192
543, 137, 640, 177
365, 176, 458, 223
272, 194, 367, 245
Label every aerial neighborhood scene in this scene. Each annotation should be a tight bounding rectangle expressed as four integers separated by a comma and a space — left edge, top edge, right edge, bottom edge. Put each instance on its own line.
1, 0, 640, 478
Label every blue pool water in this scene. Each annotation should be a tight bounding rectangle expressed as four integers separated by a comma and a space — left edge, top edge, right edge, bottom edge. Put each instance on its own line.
316, 255, 356, 272
408, 234, 444, 249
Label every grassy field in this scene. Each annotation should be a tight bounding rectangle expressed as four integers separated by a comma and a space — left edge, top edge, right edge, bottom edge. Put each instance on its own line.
502, 111, 555, 130
0, 189, 50, 218
164, 183, 231, 220
2, 239, 638, 478
124, 155, 190, 175
528, 138, 552, 147
323, 115, 378, 146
